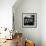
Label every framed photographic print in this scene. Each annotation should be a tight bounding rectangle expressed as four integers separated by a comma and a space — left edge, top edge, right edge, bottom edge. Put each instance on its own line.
22, 13, 37, 28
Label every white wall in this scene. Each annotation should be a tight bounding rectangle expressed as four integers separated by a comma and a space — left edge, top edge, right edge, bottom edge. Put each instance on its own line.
0, 0, 16, 30
0, 0, 17, 39
13, 0, 41, 46
13, 0, 46, 46
41, 0, 46, 46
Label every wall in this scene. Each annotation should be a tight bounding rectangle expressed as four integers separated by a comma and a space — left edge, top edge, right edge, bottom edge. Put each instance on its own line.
0, 0, 16, 38
13, 0, 41, 46
41, 0, 46, 46
0, 0, 16, 30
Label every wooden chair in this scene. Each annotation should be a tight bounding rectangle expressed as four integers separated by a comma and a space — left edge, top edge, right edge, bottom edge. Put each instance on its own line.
25, 40, 35, 46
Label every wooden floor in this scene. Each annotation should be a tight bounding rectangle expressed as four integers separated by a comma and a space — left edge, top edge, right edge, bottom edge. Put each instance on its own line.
0, 39, 16, 46
0, 33, 23, 46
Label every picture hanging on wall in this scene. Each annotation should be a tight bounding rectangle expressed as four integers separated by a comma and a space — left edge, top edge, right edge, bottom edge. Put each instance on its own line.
22, 13, 37, 28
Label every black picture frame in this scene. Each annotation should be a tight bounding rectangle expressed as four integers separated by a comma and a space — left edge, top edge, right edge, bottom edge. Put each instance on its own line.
22, 13, 37, 28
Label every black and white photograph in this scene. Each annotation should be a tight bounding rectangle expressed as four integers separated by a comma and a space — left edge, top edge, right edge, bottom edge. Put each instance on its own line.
22, 13, 37, 28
